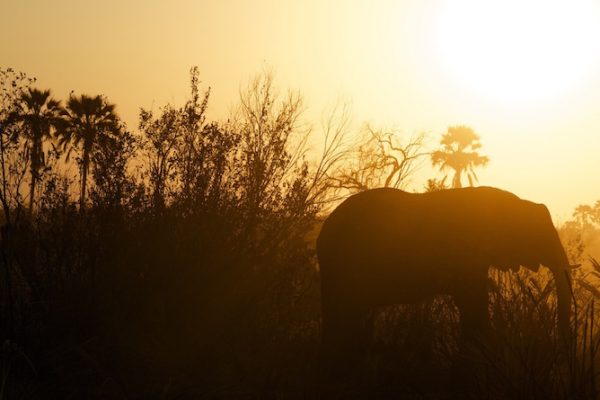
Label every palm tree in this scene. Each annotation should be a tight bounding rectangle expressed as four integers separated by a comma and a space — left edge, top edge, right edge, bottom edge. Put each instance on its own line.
10, 88, 61, 212
58, 94, 119, 208
431, 125, 489, 188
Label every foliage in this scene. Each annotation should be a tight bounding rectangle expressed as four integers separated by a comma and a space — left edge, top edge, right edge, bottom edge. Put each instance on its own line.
424, 176, 449, 192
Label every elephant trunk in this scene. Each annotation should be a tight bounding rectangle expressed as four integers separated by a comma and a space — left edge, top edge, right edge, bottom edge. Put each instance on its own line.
548, 233, 573, 344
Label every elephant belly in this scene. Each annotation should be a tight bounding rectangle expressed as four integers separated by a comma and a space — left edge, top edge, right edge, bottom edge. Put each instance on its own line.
365, 266, 449, 306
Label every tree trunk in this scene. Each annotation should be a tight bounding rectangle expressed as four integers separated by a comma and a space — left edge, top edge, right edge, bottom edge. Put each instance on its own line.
28, 140, 41, 214
452, 169, 463, 188
80, 150, 89, 209
28, 171, 35, 214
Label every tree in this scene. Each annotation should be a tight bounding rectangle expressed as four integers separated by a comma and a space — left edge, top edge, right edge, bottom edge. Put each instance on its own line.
90, 128, 140, 212
139, 104, 181, 209
233, 70, 318, 259
431, 125, 489, 188
236, 70, 307, 220
304, 100, 353, 207
332, 125, 427, 192
10, 88, 61, 213
58, 94, 120, 208
573, 202, 600, 228
558, 201, 600, 268
0, 68, 35, 219
177, 67, 211, 200
140, 67, 238, 213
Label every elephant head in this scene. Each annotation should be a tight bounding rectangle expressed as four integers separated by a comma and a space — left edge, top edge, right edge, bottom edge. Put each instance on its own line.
484, 195, 574, 339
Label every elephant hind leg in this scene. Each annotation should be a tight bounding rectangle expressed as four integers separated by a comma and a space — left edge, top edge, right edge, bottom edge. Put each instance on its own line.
321, 292, 372, 377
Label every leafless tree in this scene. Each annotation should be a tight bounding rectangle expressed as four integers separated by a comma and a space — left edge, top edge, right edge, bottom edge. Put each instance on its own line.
305, 100, 353, 207
236, 70, 309, 219
330, 125, 428, 193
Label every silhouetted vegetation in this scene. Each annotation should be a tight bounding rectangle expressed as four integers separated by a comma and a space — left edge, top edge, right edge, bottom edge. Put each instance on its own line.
330, 125, 427, 192
1, 66, 600, 399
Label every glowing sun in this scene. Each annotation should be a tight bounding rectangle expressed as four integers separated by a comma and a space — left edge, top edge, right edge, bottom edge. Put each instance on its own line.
436, 0, 600, 103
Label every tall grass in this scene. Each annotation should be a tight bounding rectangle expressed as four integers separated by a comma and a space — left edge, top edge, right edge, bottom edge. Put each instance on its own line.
363, 263, 600, 399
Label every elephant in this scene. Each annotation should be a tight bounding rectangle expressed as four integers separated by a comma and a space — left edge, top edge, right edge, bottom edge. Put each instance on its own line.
316, 186, 573, 366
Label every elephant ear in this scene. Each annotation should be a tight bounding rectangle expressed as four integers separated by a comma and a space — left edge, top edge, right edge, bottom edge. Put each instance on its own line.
515, 203, 548, 273
482, 196, 521, 271
486, 198, 544, 273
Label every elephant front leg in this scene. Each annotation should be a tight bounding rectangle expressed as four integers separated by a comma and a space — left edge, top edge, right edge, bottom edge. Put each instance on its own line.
453, 269, 491, 346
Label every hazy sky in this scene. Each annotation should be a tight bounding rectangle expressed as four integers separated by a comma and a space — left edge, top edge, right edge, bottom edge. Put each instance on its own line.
3, 0, 600, 219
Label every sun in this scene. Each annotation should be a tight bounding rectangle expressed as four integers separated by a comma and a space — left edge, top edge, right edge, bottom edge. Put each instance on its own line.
436, 0, 600, 104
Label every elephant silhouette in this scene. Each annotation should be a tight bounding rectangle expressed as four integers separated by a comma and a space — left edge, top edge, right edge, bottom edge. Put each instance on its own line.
317, 187, 573, 367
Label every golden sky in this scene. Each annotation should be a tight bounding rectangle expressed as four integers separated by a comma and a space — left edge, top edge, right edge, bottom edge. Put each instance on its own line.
2, 0, 600, 219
